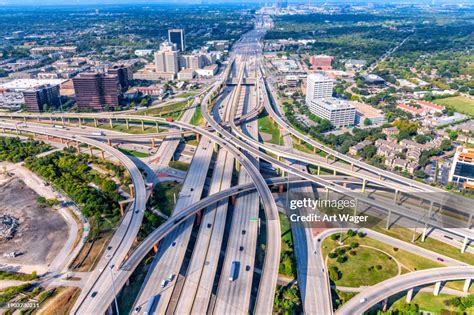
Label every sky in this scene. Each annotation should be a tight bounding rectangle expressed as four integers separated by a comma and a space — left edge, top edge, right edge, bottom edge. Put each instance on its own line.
0, 0, 467, 5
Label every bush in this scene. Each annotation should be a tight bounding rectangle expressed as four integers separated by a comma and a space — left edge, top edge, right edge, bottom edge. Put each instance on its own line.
335, 248, 346, 256
347, 229, 356, 237
349, 250, 357, 256
393, 247, 399, 252
357, 231, 366, 238
329, 266, 342, 282
350, 242, 359, 249
330, 234, 340, 240
375, 265, 382, 270
336, 255, 348, 264
328, 252, 338, 259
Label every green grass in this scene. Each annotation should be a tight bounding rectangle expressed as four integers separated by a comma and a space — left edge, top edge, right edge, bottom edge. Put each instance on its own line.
433, 96, 474, 117
279, 213, 297, 278
190, 106, 204, 126
0, 271, 36, 281
148, 181, 182, 217
373, 226, 474, 265
389, 292, 461, 314
83, 122, 158, 134
179, 91, 198, 98
118, 148, 150, 158
137, 100, 190, 117
334, 290, 358, 309
326, 245, 399, 287
258, 114, 281, 145
169, 160, 190, 172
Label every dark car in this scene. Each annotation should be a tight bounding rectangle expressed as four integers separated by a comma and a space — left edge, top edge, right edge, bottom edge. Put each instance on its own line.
91, 292, 98, 298
245, 265, 251, 271
239, 246, 244, 251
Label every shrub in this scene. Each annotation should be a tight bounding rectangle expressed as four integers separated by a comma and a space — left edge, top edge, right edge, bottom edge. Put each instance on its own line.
350, 242, 359, 249
330, 234, 340, 241
335, 248, 346, 256
375, 265, 382, 270
349, 250, 357, 256
357, 231, 366, 238
347, 229, 356, 237
329, 266, 342, 282
336, 255, 348, 264
393, 247, 399, 252
328, 252, 338, 259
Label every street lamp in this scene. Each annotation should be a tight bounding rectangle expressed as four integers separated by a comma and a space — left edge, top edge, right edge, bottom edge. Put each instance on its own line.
109, 264, 120, 315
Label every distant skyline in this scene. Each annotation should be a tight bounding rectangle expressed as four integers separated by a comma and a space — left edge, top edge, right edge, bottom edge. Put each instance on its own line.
0, 0, 470, 5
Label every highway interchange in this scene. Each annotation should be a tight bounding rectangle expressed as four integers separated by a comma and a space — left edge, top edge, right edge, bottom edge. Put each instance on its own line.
0, 14, 473, 315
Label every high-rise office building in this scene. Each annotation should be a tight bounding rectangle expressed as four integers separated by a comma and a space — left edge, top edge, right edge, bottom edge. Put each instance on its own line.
168, 29, 185, 52
72, 73, 120, 110
154, 42, 179, 75
305, 73, 333, 105
23, 84, 60, 112
108, 64, 132, 92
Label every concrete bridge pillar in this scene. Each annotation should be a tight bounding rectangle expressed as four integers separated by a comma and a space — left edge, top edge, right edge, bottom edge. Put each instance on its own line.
231, 194, 237, 205
325, 187, 329, 200
325, 155, 329, 164
155, 122, 160, 133
313, 146, 317, 154
406, 288, 414, 303
126, 119, 129, 130
37, 117, 40, 122
353, 199, 359, 216
94, 118, 98, 127
23, 117, 26, 123
101, 151, 105, 160
61, 117, 65, 126
461, 236, 469, 253
89, 145, 94, 157
119, 203, 124, 216
362, 179, 366, 193
141, 120, 145, 131
213, 142, 219, 153
422, 201, 434, 242
236, 160, 240, 172
76, 143, 81, 154
109, 118, 113, 129
351, 163, 354, 171
129, 184, 135, 198
196, 133, 201, 142
151, 138, 156, 148
463, 278, 471, 292
386, 209, 392, 230
317, 165, 321, 176
333, 169, 337, 176
433, 281, 442, 296
49, 117, 53, 124
78, 118, 82, 127
107, 138, 112, 146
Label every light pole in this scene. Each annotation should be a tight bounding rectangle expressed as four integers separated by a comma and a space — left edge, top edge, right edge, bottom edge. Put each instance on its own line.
109, 264, 120, 315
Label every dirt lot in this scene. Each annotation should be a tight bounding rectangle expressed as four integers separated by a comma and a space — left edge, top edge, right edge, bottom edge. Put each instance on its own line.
0, 177, 68, 270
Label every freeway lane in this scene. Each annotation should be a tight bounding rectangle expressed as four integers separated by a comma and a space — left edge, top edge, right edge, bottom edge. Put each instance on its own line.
0, 121, 148, 315
336, 266, 474, 315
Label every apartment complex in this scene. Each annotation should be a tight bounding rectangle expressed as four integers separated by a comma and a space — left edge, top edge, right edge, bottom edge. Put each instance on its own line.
72, 73, 120, 110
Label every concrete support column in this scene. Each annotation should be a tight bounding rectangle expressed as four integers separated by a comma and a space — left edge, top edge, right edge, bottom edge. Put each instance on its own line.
94, 118, 98, 127
107, 138, 112, 146
196, 133, 201, 141
37, 117, 40, 122
463, 279, 471, 293
325, 155, 329, 164
153, 244, 158, 253
333, 169, 337, 176
141, 120, 145, 131
213, 142, 219, 153
155, 122, 160, 133
351, 163, 354, 171
317, 165, 320, 176
119, 203, 124, 216
76, 143, 81, 154
433, 281, 442, 296
422, 201, 434, 242
101, 151, 105, 160
461, 236, 469, 253
325, 187, 329, 200
236, 160, 240, 172
126, 119, 129, 130
129, 184, 135, 198
353, 199, 358, 216
78, 118, 82, 127
406, 288, 414, 303
393, 189, 399, 205
61, 117, 65, 126
49, 117, 53, 124
151, 138, 156, 148
109, 118, 113, 129
23, 117, 26, 123
362, 179, 366, 193
89, 145, 94, 156
386, 209, 392, 230
231, 194, 236, 205
313, 146, 317, 154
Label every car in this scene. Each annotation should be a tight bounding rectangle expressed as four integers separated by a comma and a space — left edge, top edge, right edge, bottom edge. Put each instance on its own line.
107, 246, 112, 250
207, 223, 212, 228
245, 265, 251, 271
359, 298, 367, 304
91, 292, 98, 298
167, 274, 174, 282
242, 230, 246, 235
134, 306, 141, 313
161, 280, 167, 288
437, 257, 445, 262
172, 241, 176, 247
239, 246, 244, 251
135, 210, 139, 214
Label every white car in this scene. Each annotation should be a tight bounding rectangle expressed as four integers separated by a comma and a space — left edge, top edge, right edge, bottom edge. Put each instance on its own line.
161, 280, 167, 288
359, 298, 367, 304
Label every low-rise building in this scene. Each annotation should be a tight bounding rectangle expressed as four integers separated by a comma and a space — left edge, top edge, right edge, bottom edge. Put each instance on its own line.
448, 147, 474, 188
352, 101, 385, 125
382, 126, 399, 138
177, 69, 195, 81
195, 65, 218, 78
308, 98, 355, 128
349, 140, 373, 156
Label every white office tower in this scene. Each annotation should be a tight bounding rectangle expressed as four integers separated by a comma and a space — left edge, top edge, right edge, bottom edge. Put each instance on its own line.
309, 98, 355, 128
154, 42, 179, 75
305, 72, 333, 104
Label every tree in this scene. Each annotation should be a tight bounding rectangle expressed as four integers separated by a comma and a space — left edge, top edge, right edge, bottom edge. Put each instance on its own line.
363, 118, 372, 126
